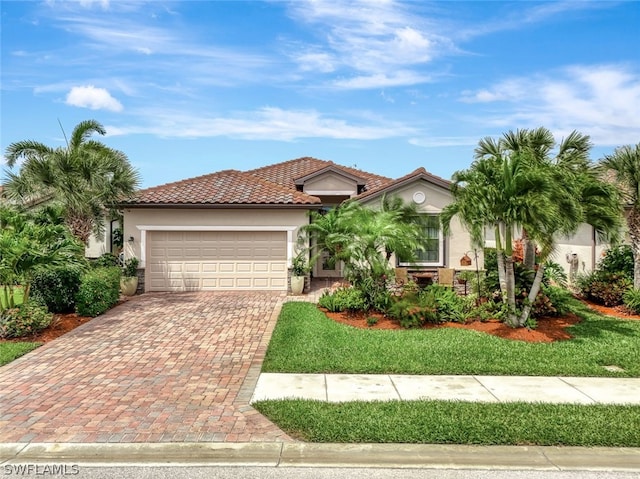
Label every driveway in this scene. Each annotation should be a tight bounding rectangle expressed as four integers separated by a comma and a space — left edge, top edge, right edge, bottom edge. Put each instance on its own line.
0, 291, 292, 443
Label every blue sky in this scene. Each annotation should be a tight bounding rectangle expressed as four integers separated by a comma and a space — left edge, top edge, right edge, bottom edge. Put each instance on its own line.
2, 0, 639, 188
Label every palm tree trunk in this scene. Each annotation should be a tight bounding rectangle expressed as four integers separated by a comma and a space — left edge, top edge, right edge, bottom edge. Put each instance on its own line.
519, 263, 545, 326
504, 256, 518, 326
65, 212, 93, 245
628, 208, 640, 289
495, 225, 508, 298
522, 228, 536, 269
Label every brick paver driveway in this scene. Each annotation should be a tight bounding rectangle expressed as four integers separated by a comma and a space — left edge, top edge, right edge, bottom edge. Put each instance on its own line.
0, 292, 292, 443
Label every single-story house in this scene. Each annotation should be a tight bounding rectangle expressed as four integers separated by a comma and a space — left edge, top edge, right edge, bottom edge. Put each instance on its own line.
120, 157, 482, 292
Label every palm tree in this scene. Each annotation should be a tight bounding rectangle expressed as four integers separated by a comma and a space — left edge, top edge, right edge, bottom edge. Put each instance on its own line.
302, 199, 423, 286
600, 143, 640, 288
443, 129, 621, 327
442, 149, 558, 326
3, 119, 140, 244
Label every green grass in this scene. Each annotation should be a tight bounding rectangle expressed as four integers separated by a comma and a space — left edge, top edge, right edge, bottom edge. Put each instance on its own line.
254, 399, 640, 446
0, 342, 40, 366
263, 299, 640, 377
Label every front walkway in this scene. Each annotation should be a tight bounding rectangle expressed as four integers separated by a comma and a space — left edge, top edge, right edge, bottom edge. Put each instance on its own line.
252, 373, 640, 404
0, 292, 292, 443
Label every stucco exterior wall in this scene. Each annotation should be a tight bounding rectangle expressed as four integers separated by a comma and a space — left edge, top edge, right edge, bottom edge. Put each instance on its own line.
359, 179, 484, 271
303, 172, 358, 196
123, 207, 310, 268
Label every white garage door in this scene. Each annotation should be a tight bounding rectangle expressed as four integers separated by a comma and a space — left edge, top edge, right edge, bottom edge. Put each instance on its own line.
146, 231, 288, 291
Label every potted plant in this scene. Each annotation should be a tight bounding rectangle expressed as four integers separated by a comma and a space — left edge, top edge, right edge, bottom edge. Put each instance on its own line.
290, 253, 309, 295
120, 257, 139, 296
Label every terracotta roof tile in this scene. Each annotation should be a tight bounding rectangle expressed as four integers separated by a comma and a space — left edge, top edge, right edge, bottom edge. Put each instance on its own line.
249, 156, 392, 192
124, 169, 321, 206
124, 157, 394, 206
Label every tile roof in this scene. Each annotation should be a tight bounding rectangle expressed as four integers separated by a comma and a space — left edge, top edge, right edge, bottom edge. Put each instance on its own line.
248, 157, 392, 191
124, 157, 393, 206
123, 169, 321, 206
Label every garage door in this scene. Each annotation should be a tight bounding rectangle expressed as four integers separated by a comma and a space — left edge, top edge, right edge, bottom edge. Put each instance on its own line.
146, 231, 288, 291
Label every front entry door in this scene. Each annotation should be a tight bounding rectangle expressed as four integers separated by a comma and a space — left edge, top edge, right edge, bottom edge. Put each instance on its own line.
314, 250, 343, 278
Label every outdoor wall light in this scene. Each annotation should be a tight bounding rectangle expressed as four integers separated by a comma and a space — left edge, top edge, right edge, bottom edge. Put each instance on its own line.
127, 236, 135, 243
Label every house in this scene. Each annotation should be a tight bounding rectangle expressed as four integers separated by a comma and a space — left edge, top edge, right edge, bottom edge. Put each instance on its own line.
120, 157, 481, 292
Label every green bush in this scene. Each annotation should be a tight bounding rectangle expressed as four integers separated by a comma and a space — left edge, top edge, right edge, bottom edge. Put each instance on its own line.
623, 288, 640, 314
576, 271, 631, 306
0, 303, 53, 339
318, 287, 367, 314
419, 285, 468, 323
30, 266, 83, 314
387, 298, 436, 328
92, 252, 120, 268
598, 245, 633, 279
75, 267, 121, 317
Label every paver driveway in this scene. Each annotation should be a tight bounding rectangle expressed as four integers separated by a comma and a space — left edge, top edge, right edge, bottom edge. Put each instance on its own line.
0, 292, 292, 443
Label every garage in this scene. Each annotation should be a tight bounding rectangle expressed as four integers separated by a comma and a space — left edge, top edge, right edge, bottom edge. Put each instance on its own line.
146, 230, 288, 291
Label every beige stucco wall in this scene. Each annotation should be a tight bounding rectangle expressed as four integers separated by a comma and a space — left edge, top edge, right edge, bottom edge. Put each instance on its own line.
123, 207, 310, 268
303, 172, 358, 196
359, 179, 484, 271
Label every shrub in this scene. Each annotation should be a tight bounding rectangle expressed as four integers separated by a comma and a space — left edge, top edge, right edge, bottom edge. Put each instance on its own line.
576, 271, 631, 306
92, 252, 120, 268
419, 285, 468, 323
75, 267, 121, 317
30, 266, 83, 314
598, 245, 633, 279
387, 298, 436, 328
318, 287, 367, 313
0, 303, 53, 339
623, 288, 640, 314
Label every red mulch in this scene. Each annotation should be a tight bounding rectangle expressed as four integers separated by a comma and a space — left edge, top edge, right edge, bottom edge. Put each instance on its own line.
2, 297, 637, 345
0, 298, 130, 344
324, 299, 640, 343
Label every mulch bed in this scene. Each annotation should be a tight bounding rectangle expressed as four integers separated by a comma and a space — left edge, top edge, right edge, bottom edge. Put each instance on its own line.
324, 299, 640, 343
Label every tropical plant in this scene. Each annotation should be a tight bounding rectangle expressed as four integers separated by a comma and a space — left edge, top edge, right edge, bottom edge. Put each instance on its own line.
600, 144, 640, 288
0, 207, 86, 311
3, 119, 140, 244
121, 257, 139, 278
442, 128, 621, 327
291, 252, 310, 277
302, 198, 423, 293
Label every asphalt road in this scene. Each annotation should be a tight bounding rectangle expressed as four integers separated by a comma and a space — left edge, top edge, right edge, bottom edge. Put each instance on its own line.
3, 466, 639, 479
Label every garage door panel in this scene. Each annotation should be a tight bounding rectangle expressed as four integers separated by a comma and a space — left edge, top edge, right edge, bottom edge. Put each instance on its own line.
146, 230, 288, 291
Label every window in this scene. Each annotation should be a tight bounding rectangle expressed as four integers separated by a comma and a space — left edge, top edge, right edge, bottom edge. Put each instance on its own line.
399, 214, 443, 266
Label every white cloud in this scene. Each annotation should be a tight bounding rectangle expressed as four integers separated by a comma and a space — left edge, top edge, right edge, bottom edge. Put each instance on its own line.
105, 107, 416, 141
286, 0, 451, 88
294, 51, 336, 73
458, 64, 640, 146
65, 85, 123, 112
332, 71, 432, 89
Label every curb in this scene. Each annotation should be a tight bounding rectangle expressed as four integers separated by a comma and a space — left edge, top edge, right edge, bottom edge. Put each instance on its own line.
1, 443, 640, 471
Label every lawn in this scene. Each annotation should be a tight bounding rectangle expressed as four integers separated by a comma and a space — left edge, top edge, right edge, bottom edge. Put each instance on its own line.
258, 299, 640, 446
0, 342, 40, 366
262, 299, 640, 377
253, 400, 640, 446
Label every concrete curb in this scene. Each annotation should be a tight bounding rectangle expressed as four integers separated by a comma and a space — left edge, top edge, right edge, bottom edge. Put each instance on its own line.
1, 443, 639, 471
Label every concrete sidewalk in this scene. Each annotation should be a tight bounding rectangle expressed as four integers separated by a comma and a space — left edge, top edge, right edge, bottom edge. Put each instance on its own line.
252, 373, 640, 404
2, 442, 640, 471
